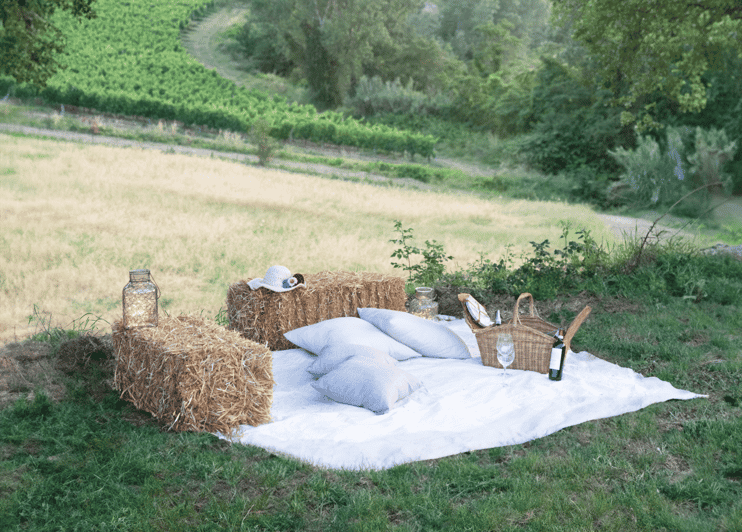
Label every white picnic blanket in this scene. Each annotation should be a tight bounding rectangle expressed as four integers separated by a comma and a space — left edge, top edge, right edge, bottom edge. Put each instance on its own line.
216, 319, 706, 470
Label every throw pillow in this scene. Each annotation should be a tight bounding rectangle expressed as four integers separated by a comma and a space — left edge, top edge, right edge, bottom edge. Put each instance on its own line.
311, 356, 423, 414
357, 308, 471, 359
308, 344, 398, 377
284, 317, 421, 361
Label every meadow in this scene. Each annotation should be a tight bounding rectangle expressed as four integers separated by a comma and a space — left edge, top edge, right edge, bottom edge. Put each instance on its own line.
0, 133, 609, 344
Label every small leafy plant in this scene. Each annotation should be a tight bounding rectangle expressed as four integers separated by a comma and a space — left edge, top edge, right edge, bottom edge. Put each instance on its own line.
389, 221, 453, 287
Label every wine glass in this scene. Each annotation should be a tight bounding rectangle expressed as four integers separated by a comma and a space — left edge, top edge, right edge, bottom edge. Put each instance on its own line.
496, 333, 515, 381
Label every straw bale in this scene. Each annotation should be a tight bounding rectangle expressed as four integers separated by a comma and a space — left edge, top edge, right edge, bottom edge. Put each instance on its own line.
112, 315, 274, 435
227, 271, 406, 351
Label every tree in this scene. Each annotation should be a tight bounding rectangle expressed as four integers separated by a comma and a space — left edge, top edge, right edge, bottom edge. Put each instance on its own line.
249, 0, 424, 109
364, 22, 462, 95
551, 0, 742, 130
0, 0, 96, 87
436, 0, 550, 61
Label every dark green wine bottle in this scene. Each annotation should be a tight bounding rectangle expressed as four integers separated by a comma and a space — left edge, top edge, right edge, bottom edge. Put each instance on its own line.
548, 330, 565, 381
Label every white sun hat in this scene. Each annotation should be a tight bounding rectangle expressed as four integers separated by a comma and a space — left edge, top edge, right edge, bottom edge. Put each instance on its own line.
248, 265, 306, 292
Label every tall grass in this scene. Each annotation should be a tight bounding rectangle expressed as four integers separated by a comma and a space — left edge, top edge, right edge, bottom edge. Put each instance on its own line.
0, 134, 612, 343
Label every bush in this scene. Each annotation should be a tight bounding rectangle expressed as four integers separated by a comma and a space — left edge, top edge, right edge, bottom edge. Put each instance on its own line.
609, 125, 736, 215
249, 117, 280, 165
560, 165, 617, 209
608, 127, 687, 208
345, 76, 451, 118
518, 58, 630, 175
520, 107, 621, 175
687, 126, 737, 194
389, 221, 453, 287
447, 223, 609, 300
236, 21, 295, 77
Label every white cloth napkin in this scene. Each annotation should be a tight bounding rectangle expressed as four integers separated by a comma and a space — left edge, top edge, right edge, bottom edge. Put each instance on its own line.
216, 319, 707, 470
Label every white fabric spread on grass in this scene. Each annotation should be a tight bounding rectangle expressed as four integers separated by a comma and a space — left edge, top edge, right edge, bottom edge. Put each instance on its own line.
216, 319, 707, 471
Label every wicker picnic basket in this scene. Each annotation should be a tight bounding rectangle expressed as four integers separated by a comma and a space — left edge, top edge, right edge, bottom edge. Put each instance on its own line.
458, 292, 591, 374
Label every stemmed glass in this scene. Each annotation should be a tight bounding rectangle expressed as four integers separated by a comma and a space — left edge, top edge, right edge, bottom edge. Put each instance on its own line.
496, 333, 515, 382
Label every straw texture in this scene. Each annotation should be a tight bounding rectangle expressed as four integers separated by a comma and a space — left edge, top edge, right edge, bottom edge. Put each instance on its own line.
459, 293, 591, 374
226, 271, 406, 351
112, 315, 274, 435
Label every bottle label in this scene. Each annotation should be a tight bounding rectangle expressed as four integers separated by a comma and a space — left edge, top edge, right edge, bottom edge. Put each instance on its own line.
549, 348, 562, 370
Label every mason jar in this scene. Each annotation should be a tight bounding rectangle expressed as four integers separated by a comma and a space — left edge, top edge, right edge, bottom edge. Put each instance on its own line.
122, 269, 159, 328
409, 286, 439, 320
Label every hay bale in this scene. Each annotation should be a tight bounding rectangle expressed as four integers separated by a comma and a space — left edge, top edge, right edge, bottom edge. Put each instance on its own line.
112, 315, 274, 435
227, 270, 406, 351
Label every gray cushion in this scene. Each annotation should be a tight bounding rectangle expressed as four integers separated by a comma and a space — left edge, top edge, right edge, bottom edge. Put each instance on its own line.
357, 308, 471, 359
284, 317, 421, 361
311, 356, 423, 414
308, 344, 398, 377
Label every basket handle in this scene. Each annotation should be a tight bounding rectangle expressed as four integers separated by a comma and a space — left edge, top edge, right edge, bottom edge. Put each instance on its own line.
563, 305, 592, 353
513, 292, 537, 318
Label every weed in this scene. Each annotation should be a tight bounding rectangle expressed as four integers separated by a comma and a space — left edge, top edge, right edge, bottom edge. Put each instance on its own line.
389, 221, 453, 288
25, 305, 108, 352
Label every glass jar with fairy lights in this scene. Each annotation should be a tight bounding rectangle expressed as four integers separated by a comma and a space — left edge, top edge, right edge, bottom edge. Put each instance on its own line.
409, 286, 439, 320
122, 269, 160, 328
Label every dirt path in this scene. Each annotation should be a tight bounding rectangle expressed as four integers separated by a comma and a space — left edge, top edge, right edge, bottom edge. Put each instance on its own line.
180, 5, 252, 86
0, 122, 436, 191
596, 213, 691, 240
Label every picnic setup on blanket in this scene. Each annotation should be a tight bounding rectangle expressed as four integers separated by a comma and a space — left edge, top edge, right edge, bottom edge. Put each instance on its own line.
112, 266, 707, 470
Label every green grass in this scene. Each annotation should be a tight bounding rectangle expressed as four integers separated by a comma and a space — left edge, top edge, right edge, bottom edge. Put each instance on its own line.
3, 236, 741, 531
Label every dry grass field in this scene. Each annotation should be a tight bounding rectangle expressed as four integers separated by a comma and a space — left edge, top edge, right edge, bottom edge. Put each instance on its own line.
0, 133, 612, 344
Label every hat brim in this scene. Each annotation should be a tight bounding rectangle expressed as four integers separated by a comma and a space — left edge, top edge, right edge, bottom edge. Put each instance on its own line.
247, 278, 306, 292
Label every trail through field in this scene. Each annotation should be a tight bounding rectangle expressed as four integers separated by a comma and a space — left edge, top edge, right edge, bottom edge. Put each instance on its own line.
0, 122, 439, 191
180, 5, 252, 86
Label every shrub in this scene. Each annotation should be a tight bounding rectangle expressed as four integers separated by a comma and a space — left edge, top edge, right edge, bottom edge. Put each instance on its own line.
609, 125, 736, 215
447, 223, 609, 300
249, 117, 280, 165
236, 21, 295, 77
561, 165, 617, 209
389, 221, 453, 287
608, 127, 688, 208
345, 76, 451, 118
687, 126, 737, 194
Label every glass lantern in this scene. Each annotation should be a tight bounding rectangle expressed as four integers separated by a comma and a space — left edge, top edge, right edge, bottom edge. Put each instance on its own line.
122, 269, 160, 328
409, 286, 439, 320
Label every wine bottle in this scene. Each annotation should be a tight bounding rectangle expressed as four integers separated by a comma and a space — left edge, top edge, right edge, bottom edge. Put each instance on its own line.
548, 330, 566, 381
495, 310, 502, 326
